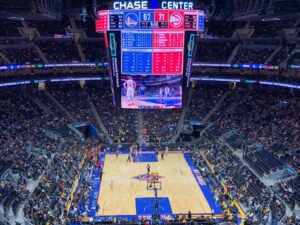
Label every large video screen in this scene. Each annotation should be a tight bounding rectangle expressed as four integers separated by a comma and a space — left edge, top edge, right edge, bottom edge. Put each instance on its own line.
121, 75, 182, 109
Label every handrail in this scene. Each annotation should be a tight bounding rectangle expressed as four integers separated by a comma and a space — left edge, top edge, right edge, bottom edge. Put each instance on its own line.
23, 212, 34, 225
199, 151, 247, 224
65, 154, 87, 214
0, 214, 11, 225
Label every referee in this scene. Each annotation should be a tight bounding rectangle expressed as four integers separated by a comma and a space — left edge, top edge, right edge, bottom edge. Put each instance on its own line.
146, 164, 150, 175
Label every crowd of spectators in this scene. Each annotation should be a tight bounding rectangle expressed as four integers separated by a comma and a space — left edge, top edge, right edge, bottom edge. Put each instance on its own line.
269, 43, 296, 65
0, 16, 299, 67
143, 110, 181, 143
0, 55, 7, 64
191, 149, 240, 223
213, 89, 300, 172
185, 85, 227, 122
48, 84, 95, 122
37, 40, 80, 63
24, 140, 85, 224
206, 21, 245, 38
0, 6, 300, 225
42, 84, 107, 143
289, 52, 300, 65
195, 41, 236, 63
87, 85, 138, 143
0, 81, 299, 224
0, 88, 73, 222
197, 138, 286, 224
0, 47, 42, 64
232, 47, 274, 64
1, 17, 300, 67
75, 17, 102, 38
31, 88, 71, 122
0, 19, 22, 37
250, 20, 296, 38
205, 89, 245, 123
66, 152, 94, 220
272, 176, 300, 210
81, 41, 106, 62
164, 216, 217, 225
0, 84, 105, 224
27, 15, 71, 36
202, 88, 300, 216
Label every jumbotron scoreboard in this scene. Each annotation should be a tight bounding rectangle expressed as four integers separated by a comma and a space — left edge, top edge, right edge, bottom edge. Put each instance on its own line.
96, 0, 204, 109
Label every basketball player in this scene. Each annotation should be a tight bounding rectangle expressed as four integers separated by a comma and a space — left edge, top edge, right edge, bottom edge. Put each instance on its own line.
146, 164, 150, 175
139, 85, 146, 96
155, 148, 158, 158
165, 146, 169, 155
127, 153, 131, 162
161, 151, 164, 160
159, 86, 164, 99
164, 84, 170, 103
137, 143, 141, 155
116, 149, 119, 159
130, 144, 136, 161
123, 76, 136, 105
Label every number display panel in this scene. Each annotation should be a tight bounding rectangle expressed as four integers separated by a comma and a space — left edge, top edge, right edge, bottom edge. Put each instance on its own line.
96, 10, 205, 31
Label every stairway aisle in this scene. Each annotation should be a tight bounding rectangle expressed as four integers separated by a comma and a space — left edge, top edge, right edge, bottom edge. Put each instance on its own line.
168, 87, 194, 144
44, 90, 75, 120
137, 110, 145, 144
88, 96, 114, 144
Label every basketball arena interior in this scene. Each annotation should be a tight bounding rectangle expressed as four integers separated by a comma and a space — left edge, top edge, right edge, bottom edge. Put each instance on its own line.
0, 0, 299, 225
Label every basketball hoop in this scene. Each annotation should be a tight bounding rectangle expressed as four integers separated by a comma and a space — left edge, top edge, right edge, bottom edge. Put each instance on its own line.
146, 172, 162, 223
151, 172, 159, 181
147, 173, 161, 190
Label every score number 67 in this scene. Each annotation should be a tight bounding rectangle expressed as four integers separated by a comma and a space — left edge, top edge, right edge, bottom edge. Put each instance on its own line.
143, 13, 151, 21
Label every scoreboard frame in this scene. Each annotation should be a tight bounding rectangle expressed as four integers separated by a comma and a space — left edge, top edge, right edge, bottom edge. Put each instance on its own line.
121, 30, 185, 75
96, 8, 204, 109
96, 9, 205, 32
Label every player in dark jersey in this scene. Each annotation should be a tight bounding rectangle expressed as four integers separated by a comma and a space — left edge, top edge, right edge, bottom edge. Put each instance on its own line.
146, 164, 150, 174
116, 149, 119, 159
127, 153, 131, 162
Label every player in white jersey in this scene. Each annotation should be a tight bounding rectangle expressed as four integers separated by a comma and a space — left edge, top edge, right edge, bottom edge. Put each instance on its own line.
164, 85, 170, 102
165, 146, 169, 155
123, 76, 136, 102
159, 87, 164, 99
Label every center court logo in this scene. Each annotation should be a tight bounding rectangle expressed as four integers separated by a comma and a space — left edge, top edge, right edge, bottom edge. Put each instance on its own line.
132, 174, 164, 181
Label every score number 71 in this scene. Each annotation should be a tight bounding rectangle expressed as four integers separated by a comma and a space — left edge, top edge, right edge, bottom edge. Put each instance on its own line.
142, 12, 167, 21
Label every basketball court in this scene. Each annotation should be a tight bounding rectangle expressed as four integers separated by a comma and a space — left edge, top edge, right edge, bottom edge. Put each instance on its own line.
88, 151, 222, 221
